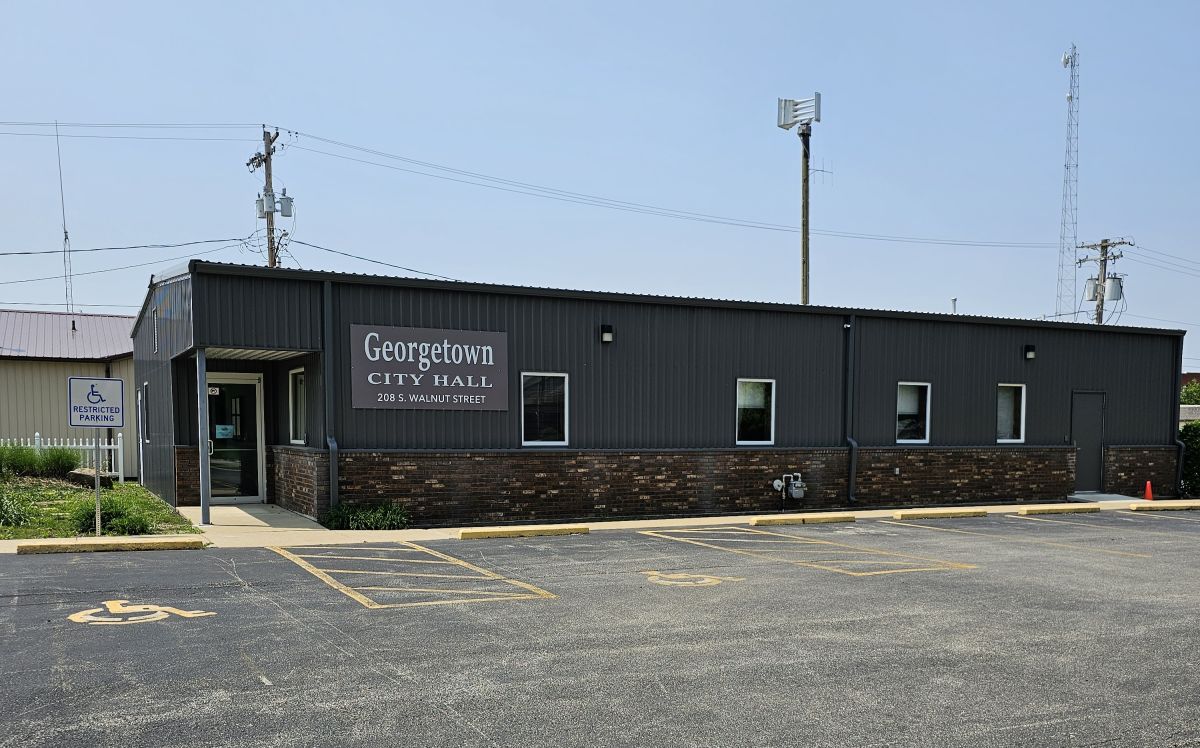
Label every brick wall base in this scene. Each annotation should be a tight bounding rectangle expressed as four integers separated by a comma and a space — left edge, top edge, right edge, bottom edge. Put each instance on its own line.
1104, 446, 1179, 498
855, 447, 1075, 505
269, 446, 330, 518
175, 446, 198, 506
338, 449, 847, 526
168, 443, 1173, 523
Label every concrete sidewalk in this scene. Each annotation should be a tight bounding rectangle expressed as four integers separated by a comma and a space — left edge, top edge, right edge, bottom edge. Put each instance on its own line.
170, 497, 1167, 549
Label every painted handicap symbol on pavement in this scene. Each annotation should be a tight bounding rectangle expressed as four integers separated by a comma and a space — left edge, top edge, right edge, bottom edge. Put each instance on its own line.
641, 571, 744, 587
68, 599, 216, 625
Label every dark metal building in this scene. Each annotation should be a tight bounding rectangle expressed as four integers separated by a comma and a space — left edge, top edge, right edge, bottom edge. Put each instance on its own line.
132, 261, 1186, 525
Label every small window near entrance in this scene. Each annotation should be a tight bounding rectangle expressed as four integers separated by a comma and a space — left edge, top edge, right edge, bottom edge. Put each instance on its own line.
522, 373, 568, 446
896, 382, 930, 444
736, 379, 775, 445
997, 384, 1025, 443
289, 367, 306, 445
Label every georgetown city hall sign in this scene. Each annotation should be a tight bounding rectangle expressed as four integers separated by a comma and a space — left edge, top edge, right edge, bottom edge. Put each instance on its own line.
350, 324, 509, 411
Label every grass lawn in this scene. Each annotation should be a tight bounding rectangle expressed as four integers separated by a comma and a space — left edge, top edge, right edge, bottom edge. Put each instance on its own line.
0, 477, 199, 540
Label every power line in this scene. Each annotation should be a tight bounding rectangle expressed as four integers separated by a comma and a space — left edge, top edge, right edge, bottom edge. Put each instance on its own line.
1123, 254, 1200, 280
0, 241, 250, 286
1122, 313, 1200, 328
289, 239, 460, 281
0, 131, 258, 143
3, 119, 1059, 249
0, 122, 259, 129
289, 142, 1055, 248
1125, 246, 1200, 271
0, 235, 260, 257
0, 301, 139, 308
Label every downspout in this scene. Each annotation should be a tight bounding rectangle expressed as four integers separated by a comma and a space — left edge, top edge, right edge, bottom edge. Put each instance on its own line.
323, 280, 339, 509
1174, 336, 1186, 497
843, 314, 858, 504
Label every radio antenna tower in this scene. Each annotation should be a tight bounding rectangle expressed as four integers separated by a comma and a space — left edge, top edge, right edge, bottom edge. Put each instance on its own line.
1055, 45, 1080, 320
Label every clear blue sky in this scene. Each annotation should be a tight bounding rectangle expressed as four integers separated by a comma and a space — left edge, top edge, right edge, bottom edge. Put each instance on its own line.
2, 1, 1197, 365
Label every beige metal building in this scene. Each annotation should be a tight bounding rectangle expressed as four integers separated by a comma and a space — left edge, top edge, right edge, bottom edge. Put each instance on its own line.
0, 309, 138, 478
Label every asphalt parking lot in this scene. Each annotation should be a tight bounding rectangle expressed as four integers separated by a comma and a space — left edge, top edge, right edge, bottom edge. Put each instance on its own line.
3, 510, 1200, 747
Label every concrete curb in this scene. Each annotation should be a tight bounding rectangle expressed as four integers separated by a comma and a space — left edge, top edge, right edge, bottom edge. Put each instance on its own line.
457, 525, 590, 540
1127, 500, 1200, 512
16, 535, 206, 554
1016, 504, 1102, 515
892, 508, 990, 520
750, 513, 856, 526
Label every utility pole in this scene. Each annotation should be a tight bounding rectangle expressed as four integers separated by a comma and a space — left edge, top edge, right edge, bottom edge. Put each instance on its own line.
777, 93, 821, 305
247, 127, 282, 267
1077, 237, 1131, 324
799, 122, 811, 305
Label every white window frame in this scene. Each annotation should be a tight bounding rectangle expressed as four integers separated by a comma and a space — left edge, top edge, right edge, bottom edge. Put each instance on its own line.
735, 378, 776, 446
996, 383, 1027, 444
521, 372, 569, 447
288, 366, 306, 445
896, 381, 931, 445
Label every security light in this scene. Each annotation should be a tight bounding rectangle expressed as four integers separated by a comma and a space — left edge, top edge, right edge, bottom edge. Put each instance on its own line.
600, 324, 614, 344
1024, 345, 1037, 360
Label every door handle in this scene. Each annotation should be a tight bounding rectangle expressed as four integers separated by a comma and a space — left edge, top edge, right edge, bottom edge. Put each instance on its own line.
208, 439, 214, 456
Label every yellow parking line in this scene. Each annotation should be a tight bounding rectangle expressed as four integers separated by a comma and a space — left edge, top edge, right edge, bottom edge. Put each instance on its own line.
1117, 510, 1200, 524
269, 547, 386, 609
316, 569, 491, 580
879, 520, 1150, 558
293, 554, 462, 565
353, 586, 532, 596
1009, 514, 1193, 538
402, 541, 557, 599
642, 528, 972, 576
281, 545, 429, 553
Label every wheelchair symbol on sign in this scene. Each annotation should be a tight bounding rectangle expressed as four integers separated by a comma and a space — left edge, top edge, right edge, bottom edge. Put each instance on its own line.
86, 384, 106, 404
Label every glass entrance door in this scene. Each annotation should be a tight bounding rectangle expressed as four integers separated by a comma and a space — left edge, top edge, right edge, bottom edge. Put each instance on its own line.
207, 376, 264, 502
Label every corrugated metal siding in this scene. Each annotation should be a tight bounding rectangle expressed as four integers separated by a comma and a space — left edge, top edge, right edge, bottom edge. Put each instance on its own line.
192, 274, 321, 351
328, 284, 846, 449
133, 276, 193, 503
853, 318, 1178, 446
0, 357, 150, 479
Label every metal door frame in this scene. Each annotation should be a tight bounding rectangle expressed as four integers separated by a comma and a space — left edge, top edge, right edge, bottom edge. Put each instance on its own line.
1070, 389, 1106, 492
206, 372, 266, 504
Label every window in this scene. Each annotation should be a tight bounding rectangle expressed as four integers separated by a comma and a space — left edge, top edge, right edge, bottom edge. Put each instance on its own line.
289, 367, 306, 445
736, 379, 775, 445
152, 307, 159, 353
896, 382, 930, 443
997, 384, 1026, 443
522, 373, 568, 445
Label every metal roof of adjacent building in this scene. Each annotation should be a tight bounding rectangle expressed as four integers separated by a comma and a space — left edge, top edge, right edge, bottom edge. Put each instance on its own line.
0, 309, 134, 361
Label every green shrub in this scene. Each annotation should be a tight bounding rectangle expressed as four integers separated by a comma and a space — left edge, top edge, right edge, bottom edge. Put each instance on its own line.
1181, 422, 1200, 498
0, 446, 41, 477
321, 502, 410, 530
39, 447, 80, 478
68, 494, 154, 536
0, 484, 34, 527
1182, 380, 1200, 406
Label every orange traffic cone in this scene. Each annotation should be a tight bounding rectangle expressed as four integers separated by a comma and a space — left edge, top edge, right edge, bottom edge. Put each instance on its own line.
1144, 481, 1154, 501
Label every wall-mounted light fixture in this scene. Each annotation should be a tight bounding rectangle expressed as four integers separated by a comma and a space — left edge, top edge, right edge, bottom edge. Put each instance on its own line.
1023, 344, 1037, 360
599, 324, 615, 344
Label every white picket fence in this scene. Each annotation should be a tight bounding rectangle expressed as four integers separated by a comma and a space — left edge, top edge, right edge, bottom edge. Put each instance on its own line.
0, 432, 125, 483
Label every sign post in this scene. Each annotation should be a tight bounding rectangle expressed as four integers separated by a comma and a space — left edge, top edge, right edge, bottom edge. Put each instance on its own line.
68, 377, 124, 536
